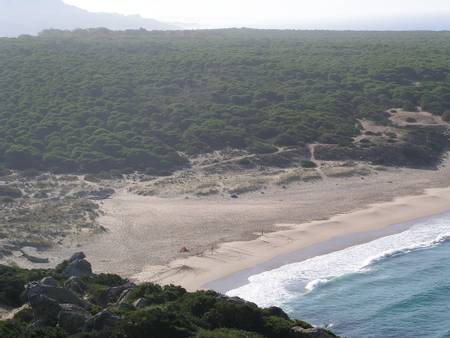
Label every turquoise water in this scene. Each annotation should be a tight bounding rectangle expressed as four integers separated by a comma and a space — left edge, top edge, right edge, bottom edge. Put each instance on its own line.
227, 213, 450, 338
287, 240, 450, 338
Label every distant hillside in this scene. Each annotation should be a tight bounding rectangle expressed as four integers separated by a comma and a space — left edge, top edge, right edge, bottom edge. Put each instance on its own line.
0, 29, 448, 174
0, 0, 177, 37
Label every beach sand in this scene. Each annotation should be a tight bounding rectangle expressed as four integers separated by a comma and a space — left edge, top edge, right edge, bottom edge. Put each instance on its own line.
41, 155, 447, 291
133, 185, 450, 291
10, 154, 449, 292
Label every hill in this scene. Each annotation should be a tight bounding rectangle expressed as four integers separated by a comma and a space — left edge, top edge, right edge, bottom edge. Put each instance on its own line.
0, 29, 449, 174
0, 0, 176, 37
0, 253, 338, 338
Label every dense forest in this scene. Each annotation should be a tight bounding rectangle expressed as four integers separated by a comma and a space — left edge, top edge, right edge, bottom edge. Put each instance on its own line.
0, 29, 449, 173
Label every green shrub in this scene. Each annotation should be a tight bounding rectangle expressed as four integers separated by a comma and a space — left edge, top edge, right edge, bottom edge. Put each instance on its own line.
118, 307, 195, 338
0, 185, 22, 199
0, 265, 50, 307
443, 110, 450, 122
194, 328, 264, 338
300, 160, 317, 168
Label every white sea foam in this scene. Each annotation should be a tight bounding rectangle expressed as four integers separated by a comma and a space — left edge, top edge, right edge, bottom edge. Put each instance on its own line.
305, 278, 329, 292
226, 213, 450, 308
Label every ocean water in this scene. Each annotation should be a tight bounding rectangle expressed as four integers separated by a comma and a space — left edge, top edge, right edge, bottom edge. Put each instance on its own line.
227, 213, 450, 338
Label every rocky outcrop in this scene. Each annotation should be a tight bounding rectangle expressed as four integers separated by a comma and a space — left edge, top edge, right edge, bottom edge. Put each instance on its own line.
105, 282, 135, 304
64, 276, 87, 295
25, 280, 90, 309
85, 310, 121, 332
61, 252, 93, 277
58, 304, 90, 334
2, 253, 340, 338
28, 294, 61, 325
291, 326, 338, 338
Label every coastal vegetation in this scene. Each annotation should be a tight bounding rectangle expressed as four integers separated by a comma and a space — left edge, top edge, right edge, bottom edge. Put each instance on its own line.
0, 254, 338, 337
0, 29, 449, 173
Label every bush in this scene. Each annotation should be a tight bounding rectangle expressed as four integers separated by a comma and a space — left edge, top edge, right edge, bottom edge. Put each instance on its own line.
19, 169, 41, 178
0, 185, 22, 199
0, 265, 50, 307
194, 329, 264, 338
0, 320, 66, 338
0, 261, 330, 338
443, 110, 450, 122
248, 142, 278, 155
118, 308, 195, 338
300, 160, 317, 168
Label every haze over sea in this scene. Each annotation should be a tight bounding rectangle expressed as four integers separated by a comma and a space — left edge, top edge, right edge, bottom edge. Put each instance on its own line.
227, 212, 450, 338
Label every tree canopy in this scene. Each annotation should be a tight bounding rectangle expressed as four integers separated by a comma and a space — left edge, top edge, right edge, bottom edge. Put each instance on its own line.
0, 29, 449, 173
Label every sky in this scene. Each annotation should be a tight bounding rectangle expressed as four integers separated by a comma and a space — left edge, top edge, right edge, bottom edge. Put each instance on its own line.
62, 0, 450, 29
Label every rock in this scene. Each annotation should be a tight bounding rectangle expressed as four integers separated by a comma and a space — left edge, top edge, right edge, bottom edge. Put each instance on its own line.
230, 194, 239, 198
20, 249, 49, 264
74, 188, 115, 200
105, 283, 135, 305
291, 326, 338, 338
117, 288, 134, 305
40, 276, 59, 287
26, 281, 90, 309
57, 304, 90, 335
62, 258, 93, 277
69, 252, 86, 262
64, 276, 87, 295
132, 298, 149, 309
29, 294, 61, 325
85, 311, 121, 332
265, 306, 289, 320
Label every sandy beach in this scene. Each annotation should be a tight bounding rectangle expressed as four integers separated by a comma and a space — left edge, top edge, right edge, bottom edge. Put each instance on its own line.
5, 152, 450, 293
133, 185, 450, 291
61, 154, 450, 291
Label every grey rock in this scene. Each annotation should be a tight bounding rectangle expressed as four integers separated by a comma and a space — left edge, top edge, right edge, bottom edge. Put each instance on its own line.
58, 304, 90, 335
62, 258, 93, 277
20, 249, 49, 264
117, 288, 134, 305
291, 326, 338, 338
40, 276, 59, 287
106, 283, 135, 304
85, 311, 121, 332
69, 252, 86, 262
26, 281, 90, 309
29, 294, 61, 325
64, 276, 87, 295
132, 297, 149, 309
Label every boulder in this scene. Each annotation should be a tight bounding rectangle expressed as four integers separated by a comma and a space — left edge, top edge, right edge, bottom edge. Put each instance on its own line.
117, 288, 134, 305
28, 294, 61, 325
40, 276, 59, 287
58, 304, 90, 335
69, 252, 86, 262
106, 283, 135, 304
62, 258, 93, 277
64, 276, 87, 295
132, 297, 149, 309
85, 310, 121, 332
26, 281, 90, 309
291, 326, 338, 338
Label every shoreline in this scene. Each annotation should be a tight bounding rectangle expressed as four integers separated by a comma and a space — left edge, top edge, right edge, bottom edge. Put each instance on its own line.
132, 186, 450, 292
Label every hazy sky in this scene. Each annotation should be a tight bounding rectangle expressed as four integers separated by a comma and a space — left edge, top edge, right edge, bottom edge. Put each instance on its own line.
63, 0, 450, 28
